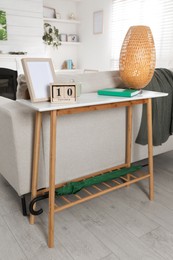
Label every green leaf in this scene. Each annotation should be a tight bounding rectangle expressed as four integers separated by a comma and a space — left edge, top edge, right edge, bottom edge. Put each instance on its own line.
0, 29, 7, 40
0, 10, 7, 25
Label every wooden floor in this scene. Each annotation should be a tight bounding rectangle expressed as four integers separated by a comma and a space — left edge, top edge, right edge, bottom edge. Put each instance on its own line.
0, 150, 173, 260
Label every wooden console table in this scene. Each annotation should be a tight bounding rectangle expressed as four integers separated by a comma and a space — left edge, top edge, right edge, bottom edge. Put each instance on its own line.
18, 90, 167, 248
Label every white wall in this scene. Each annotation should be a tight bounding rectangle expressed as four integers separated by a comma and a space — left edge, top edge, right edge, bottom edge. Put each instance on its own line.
78, 0, 112, 71
0, 0, 44, 55
0, 0, 113, 71
44, 0, 113, 71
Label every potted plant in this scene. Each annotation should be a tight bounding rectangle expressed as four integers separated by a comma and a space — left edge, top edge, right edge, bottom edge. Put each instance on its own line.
42, 23, 61, 48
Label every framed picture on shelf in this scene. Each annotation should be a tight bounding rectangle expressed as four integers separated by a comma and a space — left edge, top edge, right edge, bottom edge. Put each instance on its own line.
43, 6, 56, 18
21, 58, 56, 102
93, 10, 103, 34
67, 34, 78, 42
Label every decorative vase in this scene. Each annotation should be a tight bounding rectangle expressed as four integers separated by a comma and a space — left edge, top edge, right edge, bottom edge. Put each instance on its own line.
119, 26, 156, 89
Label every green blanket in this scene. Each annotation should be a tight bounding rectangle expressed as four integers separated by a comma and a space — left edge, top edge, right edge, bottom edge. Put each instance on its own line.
136, 68, 173, 146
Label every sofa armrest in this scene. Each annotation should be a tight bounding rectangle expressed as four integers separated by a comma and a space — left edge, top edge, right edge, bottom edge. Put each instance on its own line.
0, 99, 46, 195
0, 101, 20, 194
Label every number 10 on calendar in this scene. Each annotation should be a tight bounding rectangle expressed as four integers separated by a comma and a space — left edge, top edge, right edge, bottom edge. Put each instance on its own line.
50, 83, 77, 103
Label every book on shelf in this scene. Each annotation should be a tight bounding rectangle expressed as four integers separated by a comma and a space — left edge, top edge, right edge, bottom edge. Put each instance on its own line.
97, 88, 141, 97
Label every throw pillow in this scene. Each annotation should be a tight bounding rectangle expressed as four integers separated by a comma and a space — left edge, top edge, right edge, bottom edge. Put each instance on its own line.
16, 74, 30, 99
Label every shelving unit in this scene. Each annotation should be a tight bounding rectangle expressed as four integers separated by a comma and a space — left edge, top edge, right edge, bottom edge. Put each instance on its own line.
43, 16, 81, 45
60, 41, 81, 45
43, 18, 80, 24
43, 0, 82, 70
55, 69, 83, 74
43, 19, 81, 45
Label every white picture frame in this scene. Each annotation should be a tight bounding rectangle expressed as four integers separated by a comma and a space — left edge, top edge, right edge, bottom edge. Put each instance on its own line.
93, 10, 103, 34
21, 58, 56, 102
43, 6, 56, 18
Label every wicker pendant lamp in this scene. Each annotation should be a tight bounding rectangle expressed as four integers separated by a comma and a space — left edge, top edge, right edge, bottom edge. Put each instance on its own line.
119, 26, 156, 89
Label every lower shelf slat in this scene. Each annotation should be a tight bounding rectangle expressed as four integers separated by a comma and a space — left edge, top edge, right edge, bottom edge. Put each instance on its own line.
54, 171, 150, 213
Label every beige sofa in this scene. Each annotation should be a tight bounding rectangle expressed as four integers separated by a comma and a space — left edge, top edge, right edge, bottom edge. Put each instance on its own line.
0, 70, 173, 200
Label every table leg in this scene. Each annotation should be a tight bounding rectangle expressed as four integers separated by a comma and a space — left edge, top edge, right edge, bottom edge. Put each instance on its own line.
126, 105, 132, 186
147, 99, 154, 200
48, 110, 57, 248
30, 112, 42, 224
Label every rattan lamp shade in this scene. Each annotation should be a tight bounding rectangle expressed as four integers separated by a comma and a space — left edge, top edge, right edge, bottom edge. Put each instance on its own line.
119, 26, 156, 89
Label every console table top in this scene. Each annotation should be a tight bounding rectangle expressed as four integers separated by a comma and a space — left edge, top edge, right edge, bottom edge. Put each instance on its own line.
18, 90, 168, 112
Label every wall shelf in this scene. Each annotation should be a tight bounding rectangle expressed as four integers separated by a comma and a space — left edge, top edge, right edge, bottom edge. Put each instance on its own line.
60, 41, 81, 45
43, 0, 81, 70
55, 69, 83, 74
43, 18, 80, 24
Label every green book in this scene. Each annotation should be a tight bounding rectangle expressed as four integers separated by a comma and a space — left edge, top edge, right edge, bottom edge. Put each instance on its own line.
97, 88, 141, 97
